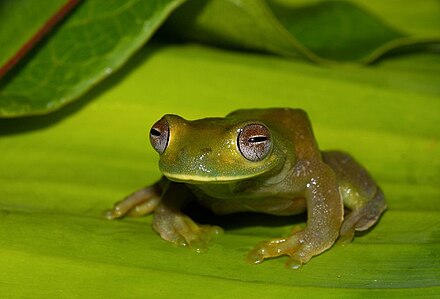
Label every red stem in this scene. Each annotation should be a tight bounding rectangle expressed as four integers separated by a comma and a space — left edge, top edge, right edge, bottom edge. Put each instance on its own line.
0, 0, 82, 79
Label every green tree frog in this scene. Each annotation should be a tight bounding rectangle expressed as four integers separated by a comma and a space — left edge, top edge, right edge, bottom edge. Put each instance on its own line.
106, 108, 387, 269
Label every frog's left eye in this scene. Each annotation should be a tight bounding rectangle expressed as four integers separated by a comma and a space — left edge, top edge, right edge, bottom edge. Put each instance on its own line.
150, 118, 169, 154
238, 124, 272, 161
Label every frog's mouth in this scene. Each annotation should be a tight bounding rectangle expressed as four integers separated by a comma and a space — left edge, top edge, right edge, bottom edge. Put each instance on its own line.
162, 172, 251, 184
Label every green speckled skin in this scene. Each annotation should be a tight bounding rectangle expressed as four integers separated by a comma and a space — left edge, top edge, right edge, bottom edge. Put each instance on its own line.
106, 108, 387, 269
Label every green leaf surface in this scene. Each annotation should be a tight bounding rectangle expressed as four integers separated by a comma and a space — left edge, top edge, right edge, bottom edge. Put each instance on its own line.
2, 0, 439, 118
166, 0, 440, 63
1, 42, 439, 297
0, 0, 185, 117
0, 0, 68, 68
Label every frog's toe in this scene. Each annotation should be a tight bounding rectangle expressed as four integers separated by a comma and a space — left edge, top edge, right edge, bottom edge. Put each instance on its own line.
285, 257, 303, 270
246, 240, 276, 264
337, 229, 355, 245
104, 208, 121, 220
183, 224, 223, 253
153, 213, 222, 252
178, 223, 223, 253
246, 236, 302, 265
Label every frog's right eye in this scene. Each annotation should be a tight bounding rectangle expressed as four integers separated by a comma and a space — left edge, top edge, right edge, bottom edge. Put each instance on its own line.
150, 118, 169, 154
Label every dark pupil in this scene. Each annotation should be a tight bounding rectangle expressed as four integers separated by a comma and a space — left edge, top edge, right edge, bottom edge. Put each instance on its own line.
150, 128, 161, 137
248, 136, 267, 143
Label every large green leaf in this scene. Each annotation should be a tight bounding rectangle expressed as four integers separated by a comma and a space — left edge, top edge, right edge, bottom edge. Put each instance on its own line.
1, 0, 439, 118
165, 0, 440, 63
0, 42, 439, 297
0, 0, 185, 117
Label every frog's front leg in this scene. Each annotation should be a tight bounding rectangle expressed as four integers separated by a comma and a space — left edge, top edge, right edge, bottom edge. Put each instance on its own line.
105, 180, 163, 219
152, 182, 223, 252
247, 164, 343, 269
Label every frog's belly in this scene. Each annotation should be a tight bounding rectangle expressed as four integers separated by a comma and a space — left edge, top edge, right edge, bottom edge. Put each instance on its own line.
195, 195, 307, 216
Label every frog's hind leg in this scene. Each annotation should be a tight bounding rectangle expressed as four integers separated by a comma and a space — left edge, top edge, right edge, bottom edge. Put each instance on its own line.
105, 180, 163, 220
339, 187, 387, 243
322, 151, 387, 243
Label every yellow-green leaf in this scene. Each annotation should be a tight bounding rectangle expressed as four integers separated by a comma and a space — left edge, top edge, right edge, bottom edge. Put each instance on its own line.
0, 42, 439, 297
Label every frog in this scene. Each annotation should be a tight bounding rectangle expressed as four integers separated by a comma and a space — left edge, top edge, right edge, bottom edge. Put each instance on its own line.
105, 108, 387, 269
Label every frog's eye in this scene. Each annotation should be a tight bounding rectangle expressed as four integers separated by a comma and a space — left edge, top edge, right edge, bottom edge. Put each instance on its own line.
238, 124, 272, 161
150, 118, 169, 154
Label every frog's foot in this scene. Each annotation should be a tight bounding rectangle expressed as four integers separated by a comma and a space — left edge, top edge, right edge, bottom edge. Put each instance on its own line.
247, 228, 334, 270
105, 184, 162, 220
339, 188, 387, 244
153, 211, 223, 253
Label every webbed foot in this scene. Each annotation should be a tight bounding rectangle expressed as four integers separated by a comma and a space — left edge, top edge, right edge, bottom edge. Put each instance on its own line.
153, 210, 223, 253
247, 226, 336, 269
